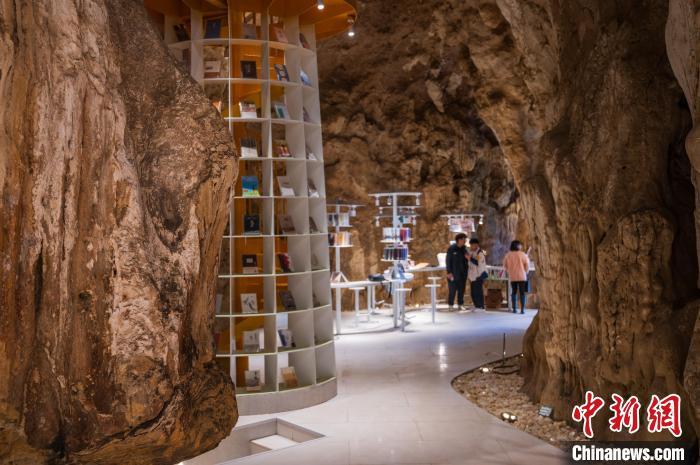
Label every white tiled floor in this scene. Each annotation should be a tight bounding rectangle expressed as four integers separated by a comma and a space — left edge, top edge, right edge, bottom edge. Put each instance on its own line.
198, 308, 566, 465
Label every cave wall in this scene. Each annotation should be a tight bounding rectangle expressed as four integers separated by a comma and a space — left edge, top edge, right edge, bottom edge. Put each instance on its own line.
458, 0, 700, 441
0, 1, 237, 463
318, 1, 524, 294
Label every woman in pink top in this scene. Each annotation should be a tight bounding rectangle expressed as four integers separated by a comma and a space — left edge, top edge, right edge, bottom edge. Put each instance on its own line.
502, 240, 530, 314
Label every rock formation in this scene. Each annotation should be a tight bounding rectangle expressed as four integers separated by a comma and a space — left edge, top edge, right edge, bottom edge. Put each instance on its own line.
318, 0, 523, 293
0, 1, 237, 464
459, 0, 699, 442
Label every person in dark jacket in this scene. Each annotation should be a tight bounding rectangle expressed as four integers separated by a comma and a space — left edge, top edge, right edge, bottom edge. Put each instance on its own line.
446, 233, 469, 311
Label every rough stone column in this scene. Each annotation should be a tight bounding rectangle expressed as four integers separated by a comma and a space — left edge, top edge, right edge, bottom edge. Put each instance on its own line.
0, 1, 238, 463
462, 0, 698, 441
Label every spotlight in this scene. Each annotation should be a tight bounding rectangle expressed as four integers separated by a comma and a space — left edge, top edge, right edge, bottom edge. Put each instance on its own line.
347, 16, 356, 37
501, 412, 517, 423
374, 217, 380, 227
374, 196, 379, 207
480, 367, 490, 373
387, 197, 392, 206
350, 207, 357, 217
416, 196, 420, 206
316, 0, 325, 10
479, 215, 484, 225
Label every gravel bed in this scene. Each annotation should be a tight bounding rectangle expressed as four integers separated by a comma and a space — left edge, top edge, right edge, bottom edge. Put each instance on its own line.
451, 356, 587, 449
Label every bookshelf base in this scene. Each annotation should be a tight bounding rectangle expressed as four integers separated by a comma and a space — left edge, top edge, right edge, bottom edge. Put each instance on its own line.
236, 377, 337, 415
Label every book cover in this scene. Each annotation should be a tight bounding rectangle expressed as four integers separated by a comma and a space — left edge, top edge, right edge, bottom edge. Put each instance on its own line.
204, 17, 223, 39
242, 23, 257, 39
242, 254, 258, 274
328, 233, 335, 246
240, 60, 257, 79
299, 69, 312, 87
299, 33, 311, 49
278, 290, 296, 311
173, 24, 190, 41
277, 253, 293, 273
278, 329, 294, 348
272, 101, 289, 119
277, 214, 296, 234
273, 140, 291, 158
308, 179, 319, 198
240, 138, 258, 158
204, 60, 222, 78
277, 176, 295, 197
240, 293, 258, 314
241, 176, 260, 197
239, 101, 258, 118
243, 215, 260, 235
309, 216, 319, 233
245, 369, 262, 391
281, 366, 298, 388
274, 63, 290, 82
242, 329, 261, 352
272, 25, 288, 43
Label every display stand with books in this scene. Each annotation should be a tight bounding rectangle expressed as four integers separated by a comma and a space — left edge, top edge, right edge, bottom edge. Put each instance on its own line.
371, 192, 422, 329
326, 201, 363, 333
147, 0, 358, 415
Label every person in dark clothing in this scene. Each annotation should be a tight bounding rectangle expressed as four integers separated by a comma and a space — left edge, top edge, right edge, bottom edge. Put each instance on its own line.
445, 233, 469, 311
467, 238, 487, 311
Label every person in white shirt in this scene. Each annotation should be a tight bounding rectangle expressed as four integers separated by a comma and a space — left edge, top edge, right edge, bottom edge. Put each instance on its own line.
467, 238, 487, 310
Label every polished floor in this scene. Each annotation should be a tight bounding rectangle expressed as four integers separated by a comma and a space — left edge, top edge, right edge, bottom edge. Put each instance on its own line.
194, 308, 566, 465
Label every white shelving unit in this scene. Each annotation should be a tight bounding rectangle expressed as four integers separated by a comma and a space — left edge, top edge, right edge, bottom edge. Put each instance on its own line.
326, 201, 363, 333
150, 0, 358, 415
371, 192, 422, 329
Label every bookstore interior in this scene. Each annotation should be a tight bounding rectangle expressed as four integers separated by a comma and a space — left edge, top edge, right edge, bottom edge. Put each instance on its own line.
141, 0, 523, 419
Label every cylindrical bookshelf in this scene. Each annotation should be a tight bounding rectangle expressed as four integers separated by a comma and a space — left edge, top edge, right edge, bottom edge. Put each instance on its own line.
147, 0, 357, 415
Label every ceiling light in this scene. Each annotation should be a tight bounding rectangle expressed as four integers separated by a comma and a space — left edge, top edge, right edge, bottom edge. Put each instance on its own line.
347, 16, 355, 37
317, 0, 325, 10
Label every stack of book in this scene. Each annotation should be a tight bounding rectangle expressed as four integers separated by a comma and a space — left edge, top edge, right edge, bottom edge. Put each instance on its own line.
382, 245, 409, 261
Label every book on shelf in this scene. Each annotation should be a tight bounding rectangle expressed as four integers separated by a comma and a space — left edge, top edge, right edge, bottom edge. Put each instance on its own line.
242, 254, 259, 274
281, 366, 299, 388
272, 139, 291, 158
274, 63, 290, 82
173, 23, 190, 41
245, 369, 262, 391
242, 23, 257, 40
204, 60, 222, 78
242, 329, 262, 352
327, 232, 335, 247
299, 33, 311, 49
272, 101, 289, 119
272, 25, 288, 43
308, 179, 319, 198
241, 176, 260, 197
299, 69, 312, 87
328, 212, 350, 227
278, 329, 294, 349
309, 216, 319, 233
303, 107, 312, 123
239, 101, 258, 118
240, 60, 257, 79
240, 293, 259, 314
240, 138, 259, 158
277, 253, 294, 273
278, 290, 296, 311
277, 214, 296, 234
277, 176, 295, 197
243, 214, 261, 235
204, 17, 224, 39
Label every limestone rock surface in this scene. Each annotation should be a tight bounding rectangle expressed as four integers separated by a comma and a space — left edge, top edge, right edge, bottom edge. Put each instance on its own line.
0, 1, 237, 463
460, 0, 699, 441
318, 0, 523, 289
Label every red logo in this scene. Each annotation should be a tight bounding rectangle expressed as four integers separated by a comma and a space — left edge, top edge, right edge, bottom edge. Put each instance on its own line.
572, 391, 606, 438
609, 394, 641, 434
647, 394, 682, 437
